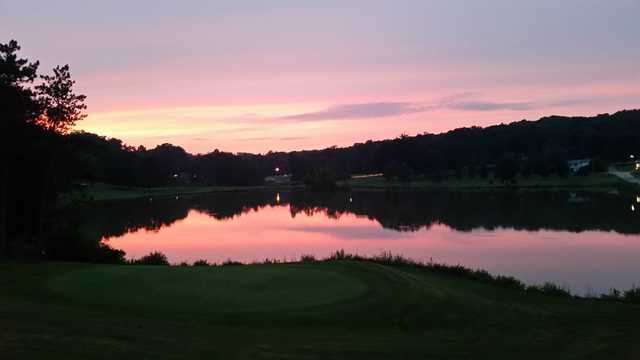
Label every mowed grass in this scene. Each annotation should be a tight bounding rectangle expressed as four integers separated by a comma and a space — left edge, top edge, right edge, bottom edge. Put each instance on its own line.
2, 261, 640, 359
61, 183, 300, 203
48, 265, 367, 313
347, 173, 630, 191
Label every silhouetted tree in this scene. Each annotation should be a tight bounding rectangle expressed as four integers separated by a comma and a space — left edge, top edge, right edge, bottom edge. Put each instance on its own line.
36, 65, 87, 133
397, 162, 414, 184
33, 64, 87, 250
495, 155, 519, 184
0, 40, 40, 257
303, 169, 337, 191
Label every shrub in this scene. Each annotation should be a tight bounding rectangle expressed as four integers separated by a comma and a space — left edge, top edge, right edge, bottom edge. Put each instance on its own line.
192, 259, 210, 267
133, 251, 169, 266
327, 249, 360, 261
222, 259, 243, 266
300, 254, 316, 263
526, 282, 571, 298
303, 169, 338, 191
601, 288, 622, 300
623, 287, 640, 303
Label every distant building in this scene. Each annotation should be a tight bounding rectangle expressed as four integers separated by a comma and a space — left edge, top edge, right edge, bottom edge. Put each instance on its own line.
172, 172, 197, 185
265, 174, 292, 185
567, 159, 591, 173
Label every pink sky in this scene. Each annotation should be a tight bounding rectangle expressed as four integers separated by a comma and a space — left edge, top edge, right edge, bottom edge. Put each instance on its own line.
4, 0, 639, 154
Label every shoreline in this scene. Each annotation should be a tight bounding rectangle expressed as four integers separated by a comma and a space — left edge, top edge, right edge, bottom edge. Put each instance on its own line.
60, 172, 637, 205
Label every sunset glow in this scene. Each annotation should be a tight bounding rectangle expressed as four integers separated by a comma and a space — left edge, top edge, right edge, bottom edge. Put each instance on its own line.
4, 0, 639, 153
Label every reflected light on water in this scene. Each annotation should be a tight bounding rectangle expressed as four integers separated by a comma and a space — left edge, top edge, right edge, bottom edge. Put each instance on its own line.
102, 203, 640, 295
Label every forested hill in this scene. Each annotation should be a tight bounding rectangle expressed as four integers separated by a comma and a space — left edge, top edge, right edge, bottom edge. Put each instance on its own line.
65, 109, 640, 186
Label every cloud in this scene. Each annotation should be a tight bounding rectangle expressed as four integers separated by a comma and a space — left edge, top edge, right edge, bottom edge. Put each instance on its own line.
279, 102, 433, 121
272, 93, 630, 123
444, 100, 534, 111
439, 93, 637, 112
279, 136, 309, 141
241, 136, 310, 142
438, 93, 534, 111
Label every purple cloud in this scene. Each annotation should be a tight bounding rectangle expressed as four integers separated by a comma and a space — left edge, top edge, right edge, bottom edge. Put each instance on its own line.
279, 102, 433, 121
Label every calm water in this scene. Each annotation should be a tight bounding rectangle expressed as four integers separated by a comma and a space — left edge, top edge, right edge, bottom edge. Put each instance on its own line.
70, 190, 640, 295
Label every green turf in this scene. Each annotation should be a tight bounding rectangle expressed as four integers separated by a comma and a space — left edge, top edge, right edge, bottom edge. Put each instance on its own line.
346, 172, 631, 191
59, 183, 305, 204
48, 264, 367, 312
2, 261, 640, 359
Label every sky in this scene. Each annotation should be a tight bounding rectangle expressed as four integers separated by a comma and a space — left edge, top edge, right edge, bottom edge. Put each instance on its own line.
2, 0, 639, 154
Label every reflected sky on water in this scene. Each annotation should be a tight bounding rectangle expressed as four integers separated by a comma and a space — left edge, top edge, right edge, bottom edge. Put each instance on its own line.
71, 190, 640, 294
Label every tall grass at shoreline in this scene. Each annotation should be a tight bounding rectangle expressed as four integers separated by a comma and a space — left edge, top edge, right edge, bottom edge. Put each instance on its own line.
123, 249, 640, 303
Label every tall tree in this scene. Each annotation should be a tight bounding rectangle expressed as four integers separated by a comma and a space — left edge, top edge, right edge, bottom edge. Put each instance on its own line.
36, 65, 87, 133
33, 64, 86, 252
0, 40, 40, 257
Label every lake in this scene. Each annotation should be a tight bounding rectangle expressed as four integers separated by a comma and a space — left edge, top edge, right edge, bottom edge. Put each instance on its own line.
67, 190, 640, 295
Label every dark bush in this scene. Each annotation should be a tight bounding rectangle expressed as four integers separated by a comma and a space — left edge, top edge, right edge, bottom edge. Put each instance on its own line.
133, 251, 169, 266
623, 287, 640, 303
526, 282, 571, 297
222, 259, 243, 266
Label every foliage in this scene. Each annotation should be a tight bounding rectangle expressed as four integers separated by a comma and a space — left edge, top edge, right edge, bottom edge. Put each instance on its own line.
0, 40, 39, 86
384, 161, 414, 183
35, 64, 87, 134
1, 39, 92, 258
299, 254, 317, 262
133, 251, 170, 266
222, 259, 243, 266
59, 109, 640, 192
495, 155, 519, 183
623, 287, 640, 303
192, 259, 210, 267
324, 250, 571, 297
525, 282, 572, 297
303, 169, 338, 191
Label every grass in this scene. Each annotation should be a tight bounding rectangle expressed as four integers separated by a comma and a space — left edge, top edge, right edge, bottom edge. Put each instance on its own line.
2, 256, 640, 359
60, 172, 631, 206
346, 172, 630, 191
60, 182, 300, 204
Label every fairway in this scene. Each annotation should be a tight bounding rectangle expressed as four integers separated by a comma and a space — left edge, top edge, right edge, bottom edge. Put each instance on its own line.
48, 264, 368, 312
3, 261, 640, 359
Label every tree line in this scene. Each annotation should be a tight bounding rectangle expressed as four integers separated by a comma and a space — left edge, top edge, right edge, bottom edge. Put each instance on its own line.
67, 109, 639, 188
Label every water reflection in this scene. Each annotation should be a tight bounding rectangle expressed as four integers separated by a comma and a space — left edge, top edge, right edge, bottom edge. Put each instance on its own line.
60, 190, 640, 294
